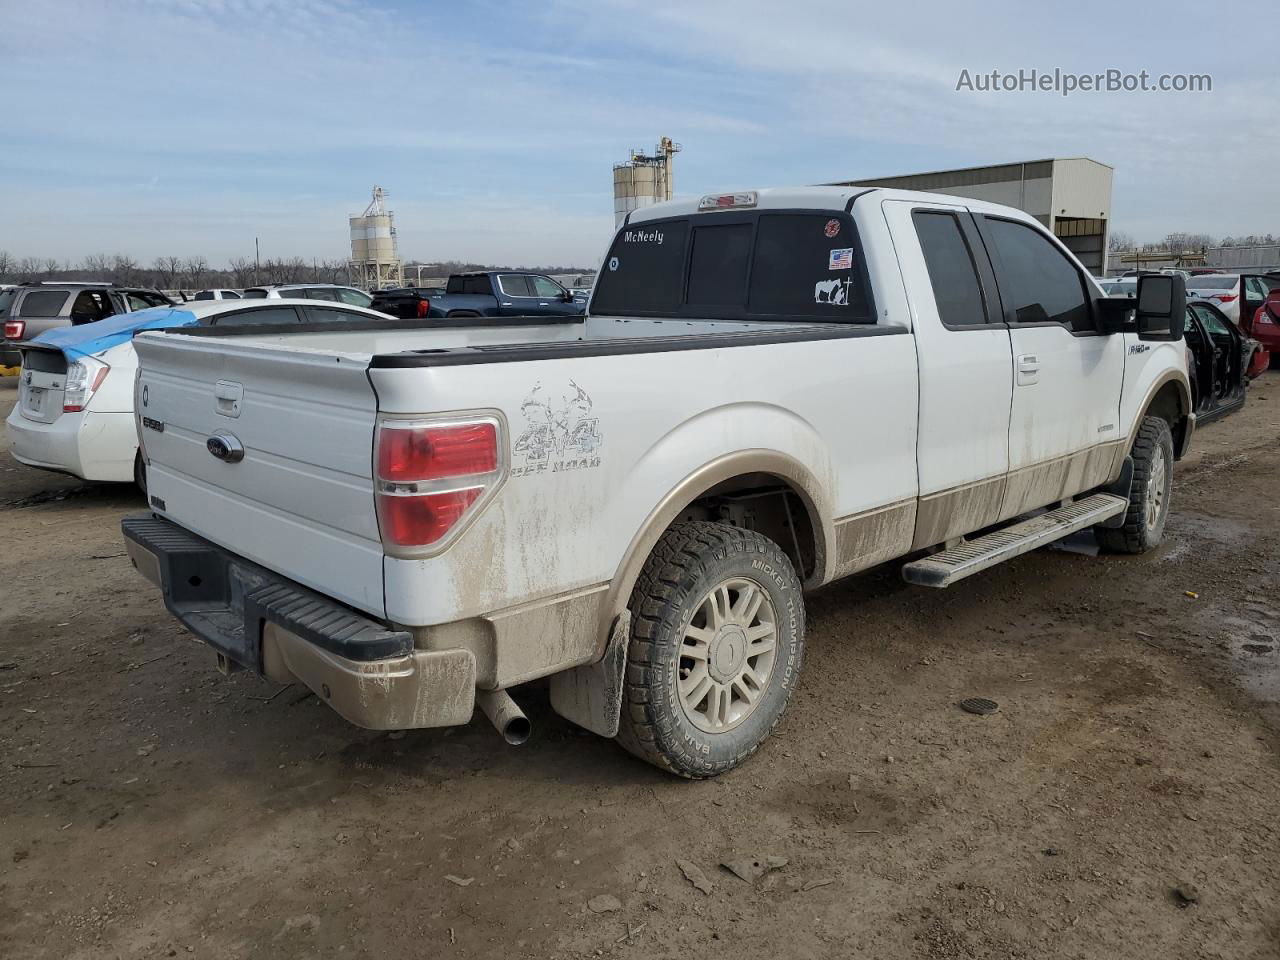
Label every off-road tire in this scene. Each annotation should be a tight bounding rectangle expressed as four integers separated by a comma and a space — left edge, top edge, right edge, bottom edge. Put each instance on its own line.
1096, 416, 1174, 554
615, 521, 805, 778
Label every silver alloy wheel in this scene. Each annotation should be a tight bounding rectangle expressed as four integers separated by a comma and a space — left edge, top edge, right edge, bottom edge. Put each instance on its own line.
677, 577, 778, 734
1146, 443, 1167, 531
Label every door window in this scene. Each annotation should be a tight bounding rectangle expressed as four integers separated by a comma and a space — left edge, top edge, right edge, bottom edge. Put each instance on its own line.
335, 288, 370, 306
912, 211, 989, 327
207, 307, 302, 326
1245, 276, 1269, 299
983, 218, 1092, 332
497, 274, 533, 297
301, 287, 339, 301
70, 290, 117, 322
17, 291, 70, 317
1192, 304, 1233, 338
303, 306, 374, 324
530, 276, 565, 298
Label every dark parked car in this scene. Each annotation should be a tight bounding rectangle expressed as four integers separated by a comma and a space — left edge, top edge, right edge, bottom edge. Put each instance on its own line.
425, 271, 585, 319
0, 282, 173, 366
369, 287, 441, 319
1184, 299, 1261, 424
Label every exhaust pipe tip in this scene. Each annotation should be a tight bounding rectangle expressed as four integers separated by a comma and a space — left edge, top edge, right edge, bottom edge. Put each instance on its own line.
501, 714, 532, 746
476, 689, 531, 746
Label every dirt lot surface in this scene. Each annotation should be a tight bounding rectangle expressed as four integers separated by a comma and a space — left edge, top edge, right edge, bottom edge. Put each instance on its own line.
3, 373, 1280, 960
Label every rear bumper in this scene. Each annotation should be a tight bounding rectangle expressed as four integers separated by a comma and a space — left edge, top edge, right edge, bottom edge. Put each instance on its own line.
5, 405, 136, 482
121, 513, 476, 729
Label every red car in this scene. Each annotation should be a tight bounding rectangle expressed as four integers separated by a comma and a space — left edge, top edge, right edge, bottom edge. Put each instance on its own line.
1245, 288, 1280, 372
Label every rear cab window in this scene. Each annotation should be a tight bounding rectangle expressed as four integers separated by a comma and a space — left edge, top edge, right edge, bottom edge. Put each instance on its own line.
591, 211, 874, 322
0, 289, 16, 318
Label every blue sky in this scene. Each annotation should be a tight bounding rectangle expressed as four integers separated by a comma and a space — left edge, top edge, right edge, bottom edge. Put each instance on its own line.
1, 0, 1274, 267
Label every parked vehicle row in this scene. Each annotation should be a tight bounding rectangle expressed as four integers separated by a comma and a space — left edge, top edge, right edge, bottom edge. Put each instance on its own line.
1, 282, 173, 366
6, 300, 389, 488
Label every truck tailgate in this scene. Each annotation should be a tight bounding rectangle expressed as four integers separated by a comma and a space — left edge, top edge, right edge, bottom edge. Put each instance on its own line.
133, 333, 387, 617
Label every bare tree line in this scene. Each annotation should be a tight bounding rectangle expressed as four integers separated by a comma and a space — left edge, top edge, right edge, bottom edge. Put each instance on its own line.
0, 251, 352, 290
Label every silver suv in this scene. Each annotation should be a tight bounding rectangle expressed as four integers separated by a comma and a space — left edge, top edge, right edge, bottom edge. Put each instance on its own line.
1, 282, 174, 366
240, 283, 372, 307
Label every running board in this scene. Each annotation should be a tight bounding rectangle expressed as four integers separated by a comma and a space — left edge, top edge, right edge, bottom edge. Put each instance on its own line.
901, 493, 1129, 588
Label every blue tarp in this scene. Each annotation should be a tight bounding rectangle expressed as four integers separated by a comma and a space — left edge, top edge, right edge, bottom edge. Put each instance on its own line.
32, 307, 199, 358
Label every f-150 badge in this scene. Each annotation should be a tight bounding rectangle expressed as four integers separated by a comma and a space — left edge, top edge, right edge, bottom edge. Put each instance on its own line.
512, 380, 602, 478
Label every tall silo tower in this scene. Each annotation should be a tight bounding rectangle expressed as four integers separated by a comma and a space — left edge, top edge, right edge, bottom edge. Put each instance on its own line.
613, 137, 681, 227
348, 186, 404, 290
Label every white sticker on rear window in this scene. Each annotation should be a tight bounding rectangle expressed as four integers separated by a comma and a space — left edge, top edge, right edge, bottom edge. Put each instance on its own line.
814, 279, 850, 305
829, 247, 853, 271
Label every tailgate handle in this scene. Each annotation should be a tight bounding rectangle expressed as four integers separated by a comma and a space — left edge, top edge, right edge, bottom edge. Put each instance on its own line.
214, 380, 242, 419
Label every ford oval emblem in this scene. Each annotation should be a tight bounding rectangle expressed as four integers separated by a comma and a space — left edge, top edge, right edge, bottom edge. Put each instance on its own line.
207, 432, 244, 463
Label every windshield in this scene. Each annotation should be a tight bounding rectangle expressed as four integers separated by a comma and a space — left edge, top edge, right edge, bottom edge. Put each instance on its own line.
1186, 275, 1238, 290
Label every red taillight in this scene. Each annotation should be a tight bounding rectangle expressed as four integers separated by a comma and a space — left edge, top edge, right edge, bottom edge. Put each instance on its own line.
4, 320, 25, 340
378, 422, 497, 482
379, 488, 482, 546
375, 419, 502, 549
417, 298, 430, 318
1213, 294, 1238, 303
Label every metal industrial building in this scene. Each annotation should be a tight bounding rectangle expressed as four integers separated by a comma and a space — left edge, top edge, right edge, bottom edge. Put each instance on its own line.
831, 158, 1113, 274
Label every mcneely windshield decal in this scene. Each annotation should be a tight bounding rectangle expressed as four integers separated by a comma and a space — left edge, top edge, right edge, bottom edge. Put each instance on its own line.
512, 379, 603, 478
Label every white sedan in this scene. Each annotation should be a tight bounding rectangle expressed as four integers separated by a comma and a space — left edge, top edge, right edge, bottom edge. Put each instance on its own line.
6, 298, 391, 489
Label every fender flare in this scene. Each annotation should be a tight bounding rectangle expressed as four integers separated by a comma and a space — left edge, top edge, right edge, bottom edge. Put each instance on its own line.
549, 448, 830, 738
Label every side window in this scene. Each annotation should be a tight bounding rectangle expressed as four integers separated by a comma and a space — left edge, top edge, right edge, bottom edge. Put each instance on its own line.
70, 290, 116, 323
17, 291, 70, 317
193, 290, 215, 300
304, 306, 373, 324
336, 288, 370, 307
1245, 277, 1268, 299
911, 211, 988, 327
498, 274, 533, 297
242, 289, 268, 299
591, 218, 691, 315
208, 307, 302, 326
302, 287, 339, 301
530, 276, 565, 298
224, 291, 242, 300
747, 213, 871, 320
686, 222, 752, 308
1193, 304, 1233, 337
983, 217, 1092, 332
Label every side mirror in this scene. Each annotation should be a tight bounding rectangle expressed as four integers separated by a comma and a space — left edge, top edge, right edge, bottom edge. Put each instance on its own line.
1135, 274, 1185, 342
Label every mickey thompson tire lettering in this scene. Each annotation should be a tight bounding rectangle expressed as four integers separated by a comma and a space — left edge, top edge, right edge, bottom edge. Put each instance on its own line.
614, 521, 806, 779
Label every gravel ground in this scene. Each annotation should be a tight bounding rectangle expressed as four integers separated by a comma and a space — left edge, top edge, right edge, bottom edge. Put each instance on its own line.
2, 372, 1279, 959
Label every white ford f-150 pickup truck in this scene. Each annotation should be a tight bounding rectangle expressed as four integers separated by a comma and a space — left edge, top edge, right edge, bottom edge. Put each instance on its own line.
123, 186, 1192, 778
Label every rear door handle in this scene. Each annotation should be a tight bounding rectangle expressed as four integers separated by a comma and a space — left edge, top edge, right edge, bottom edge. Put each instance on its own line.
1016, 354, 1040, 386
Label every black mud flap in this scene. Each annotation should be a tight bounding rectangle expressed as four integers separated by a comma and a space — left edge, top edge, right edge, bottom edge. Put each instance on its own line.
549, 611, 629, 738
1099, 456, 1135, 529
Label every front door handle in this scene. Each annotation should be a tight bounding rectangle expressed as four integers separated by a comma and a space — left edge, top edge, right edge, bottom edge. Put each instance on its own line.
1016, 354, 1040, 386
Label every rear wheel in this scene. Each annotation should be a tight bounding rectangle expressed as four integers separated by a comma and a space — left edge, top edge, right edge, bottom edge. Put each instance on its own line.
1096, 416, 1173, 554
615, 521, 804, 778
